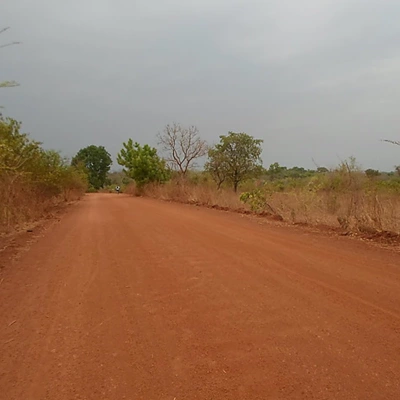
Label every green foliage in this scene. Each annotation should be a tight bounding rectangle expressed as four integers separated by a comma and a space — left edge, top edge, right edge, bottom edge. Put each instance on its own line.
0, 81, 19, 88
365, 169, 381, 178
0, 118, 42, 175
205, 147, 228, 189
117, 139, 170, 188
317, 167, 329, 173
72, 145, 112, 190
240, 189, 268, 213
267, 162, 287, 180
206, 132, 263, 192
264, 163, 318, 181
107, 171, 132, 186
0, 116, 87, 229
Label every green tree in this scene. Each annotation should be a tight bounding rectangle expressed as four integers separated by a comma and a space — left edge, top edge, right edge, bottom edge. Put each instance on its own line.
267, 162, 287, 181
204, 147, 228, 190
1, 117, 87, 228
317, 167, 329, 173
206, 132, 263, 192
0, 117, 42, 176
117, 139, 170, 188
71, 145, 112, 190
365, 169, 381, 178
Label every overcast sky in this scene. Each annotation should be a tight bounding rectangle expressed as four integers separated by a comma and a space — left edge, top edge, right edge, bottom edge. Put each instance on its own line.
2, 0, 400, 170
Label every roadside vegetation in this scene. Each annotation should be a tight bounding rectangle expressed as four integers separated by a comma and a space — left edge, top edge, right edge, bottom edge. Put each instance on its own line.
0, 117, 88, 232
2, 112, 399, 236
110, 123, 400, 236
2, 24, 399, 236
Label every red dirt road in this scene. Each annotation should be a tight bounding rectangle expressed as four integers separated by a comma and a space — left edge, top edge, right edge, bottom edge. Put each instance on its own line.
1, 194, 400, 399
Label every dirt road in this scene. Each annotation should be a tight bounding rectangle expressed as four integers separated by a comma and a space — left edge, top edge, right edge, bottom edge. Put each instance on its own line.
1, 194, 400, 399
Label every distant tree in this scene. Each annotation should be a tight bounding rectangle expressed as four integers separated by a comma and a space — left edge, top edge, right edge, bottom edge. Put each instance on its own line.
267, 162, 287, 180
383, 141, 400, 177
108, 170, 132, 186
365, 169, 381, 178
71, 145, 112, 190
317, 167, 329, 173
206, 132, 263, 192
157, 122, 207, 176
117, 139, 170, 188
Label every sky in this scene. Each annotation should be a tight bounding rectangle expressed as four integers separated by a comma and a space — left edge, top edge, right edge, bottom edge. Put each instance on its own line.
2, 0, 400, 171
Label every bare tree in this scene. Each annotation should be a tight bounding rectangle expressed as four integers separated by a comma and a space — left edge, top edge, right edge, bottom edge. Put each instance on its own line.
1, 27, 21, 89
157, 122, 208, 176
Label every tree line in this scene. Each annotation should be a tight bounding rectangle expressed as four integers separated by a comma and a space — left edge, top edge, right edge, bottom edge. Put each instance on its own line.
72, 123, 265, 193
73, 121, 400, 194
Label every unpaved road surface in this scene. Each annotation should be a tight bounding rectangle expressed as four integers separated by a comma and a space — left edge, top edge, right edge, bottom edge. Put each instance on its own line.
1, 194, 400, 399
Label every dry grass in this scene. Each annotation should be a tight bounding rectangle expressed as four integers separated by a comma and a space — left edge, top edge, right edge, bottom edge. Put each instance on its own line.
0, 179, 84, 233
269, 191, 400, 234
128, 181, 247, 211
130, 180, 400, 235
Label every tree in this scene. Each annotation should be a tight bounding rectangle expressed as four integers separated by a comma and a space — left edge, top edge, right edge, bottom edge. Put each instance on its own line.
0, 117, 42, 190
1, 27, 21, 89
157, 122, 207, 176
206, 132, 263, 192
117, 139, 170, 188
365, 169, 381, 178
267, 162, 287, 181
317, 167, 329, 173
1, 117, 87, 228
383, 140, 400, 177
204, 147, 228, 190
71, 145, 112, 190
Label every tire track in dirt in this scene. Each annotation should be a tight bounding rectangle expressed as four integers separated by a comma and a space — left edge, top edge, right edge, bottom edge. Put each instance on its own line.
1, 194, 400, 399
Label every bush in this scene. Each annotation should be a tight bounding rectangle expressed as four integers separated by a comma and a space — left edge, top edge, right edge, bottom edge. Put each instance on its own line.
0, 117, 88, 231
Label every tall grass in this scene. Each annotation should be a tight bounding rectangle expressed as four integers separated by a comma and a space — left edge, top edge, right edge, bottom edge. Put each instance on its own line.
129, 164, 400, 235
142, 181, 245, 210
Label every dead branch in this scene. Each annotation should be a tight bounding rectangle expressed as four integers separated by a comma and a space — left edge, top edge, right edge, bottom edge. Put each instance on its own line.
382, 139, 400, 146
157, 123, 207, 176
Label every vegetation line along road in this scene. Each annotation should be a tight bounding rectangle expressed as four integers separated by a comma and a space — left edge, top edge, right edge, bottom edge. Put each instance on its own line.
2, 115, 400, 237
1, 25, 399, 236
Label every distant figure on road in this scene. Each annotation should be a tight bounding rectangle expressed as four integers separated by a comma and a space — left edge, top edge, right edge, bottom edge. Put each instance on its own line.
115, 186, 121, 194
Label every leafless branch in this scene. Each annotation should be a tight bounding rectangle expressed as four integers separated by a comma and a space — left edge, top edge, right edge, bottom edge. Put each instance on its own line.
382, 139, 400, 146
1, 27, 21, 92
157, 122, 208, 176
0, 26, 20, 48
0, 42, 21, 49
